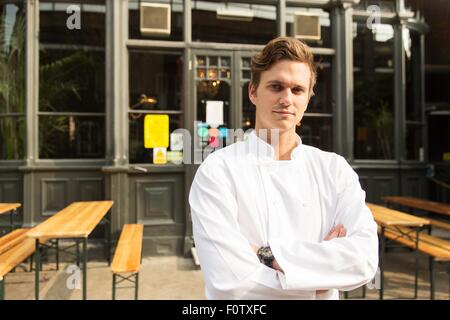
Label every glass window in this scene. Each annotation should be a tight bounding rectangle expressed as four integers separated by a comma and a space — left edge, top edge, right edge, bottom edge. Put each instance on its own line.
128, 51, 184, 164
192, 1, 277, 44
354, 0, 396, 13
129, 51, 183, 111
298, 117, 333, 152
0, 1, 25, 160
39, 1, 106, 159
129, 0, 183, 41
286, 7, 331, 48
353, 20, 395, 160
405, 29, 422, 121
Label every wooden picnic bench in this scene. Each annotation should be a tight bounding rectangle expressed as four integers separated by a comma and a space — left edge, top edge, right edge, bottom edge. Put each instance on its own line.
27, 200, 114, 300
378, 225, 450, 299
367, 202, 430, 299
111, 224, 143, 300
0, 229, 50, 300
383, 196, 450, 232
0, 203, 21, 232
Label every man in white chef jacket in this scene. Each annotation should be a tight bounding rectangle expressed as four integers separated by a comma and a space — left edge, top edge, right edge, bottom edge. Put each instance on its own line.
189, 37, 379, 300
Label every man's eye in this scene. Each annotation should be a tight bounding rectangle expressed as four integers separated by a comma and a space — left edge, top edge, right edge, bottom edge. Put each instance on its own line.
270, 84, 282, 90
292, 87, 304, 94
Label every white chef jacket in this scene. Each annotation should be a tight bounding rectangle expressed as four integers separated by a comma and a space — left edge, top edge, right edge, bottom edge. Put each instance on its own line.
189, 131, 379, 300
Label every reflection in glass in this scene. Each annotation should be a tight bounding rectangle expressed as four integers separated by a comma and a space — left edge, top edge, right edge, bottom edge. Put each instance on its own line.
297, 117, 332, 151
0, 116, 25, 160
353, 20, 395, 159
192, 1, 276, 44
0, 2, 26, 159
406, 125, 423, 161
39, 116, 105, 159
405, 29, 422, 121
129, 51, 183, 110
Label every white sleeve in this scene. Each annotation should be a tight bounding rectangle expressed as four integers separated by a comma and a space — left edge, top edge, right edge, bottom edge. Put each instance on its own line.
269, 155, 379, 291
189, 154, 281, 299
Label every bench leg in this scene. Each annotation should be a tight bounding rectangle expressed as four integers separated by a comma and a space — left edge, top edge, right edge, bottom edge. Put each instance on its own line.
414, 229, 420, 299
56, 239, 59, 271
429, 257, 435, 300
82, 238, 88, 300
112, 274, 116, 300
35, 239, 40, 300
29, 255, 33, 272
379, 226, 386, 300
76, 239, 80, 267
0, 278, 4, 300
135, 273, 139, 300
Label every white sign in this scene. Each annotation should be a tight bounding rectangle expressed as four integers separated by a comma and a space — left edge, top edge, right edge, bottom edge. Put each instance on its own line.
170, 133, 184, 151
206, 100, 224, 128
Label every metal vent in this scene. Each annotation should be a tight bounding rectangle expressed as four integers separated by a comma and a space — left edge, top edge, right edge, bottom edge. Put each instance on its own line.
294, 14, 321, 40
140, 3, 171, 36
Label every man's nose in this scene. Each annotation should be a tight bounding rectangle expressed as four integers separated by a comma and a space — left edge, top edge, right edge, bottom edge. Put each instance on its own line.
279, 89, 293, 106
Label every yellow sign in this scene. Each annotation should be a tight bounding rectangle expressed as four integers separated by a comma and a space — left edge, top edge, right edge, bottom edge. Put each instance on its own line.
443, 152, 450, 161
144, 114, 169, 148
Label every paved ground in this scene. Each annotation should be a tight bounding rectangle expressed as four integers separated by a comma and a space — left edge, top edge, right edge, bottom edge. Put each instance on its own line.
2, 240, 449, 300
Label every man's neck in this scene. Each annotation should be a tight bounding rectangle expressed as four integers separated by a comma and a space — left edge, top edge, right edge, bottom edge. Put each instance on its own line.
254, 128, 297, 160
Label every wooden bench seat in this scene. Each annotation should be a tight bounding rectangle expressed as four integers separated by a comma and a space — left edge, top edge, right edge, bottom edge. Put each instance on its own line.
428, 218, 450, 233
0, 229, 30, 256
111, 224, 143, 300
378, 225, 450, 261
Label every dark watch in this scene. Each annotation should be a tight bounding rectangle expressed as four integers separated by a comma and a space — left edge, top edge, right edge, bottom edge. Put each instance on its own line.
257, 246, 274, 268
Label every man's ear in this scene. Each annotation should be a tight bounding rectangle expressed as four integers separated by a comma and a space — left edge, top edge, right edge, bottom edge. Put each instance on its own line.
248, 81, 257, 105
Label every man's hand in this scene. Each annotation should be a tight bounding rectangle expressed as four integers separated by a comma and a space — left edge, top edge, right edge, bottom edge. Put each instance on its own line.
317, 224, 347, 295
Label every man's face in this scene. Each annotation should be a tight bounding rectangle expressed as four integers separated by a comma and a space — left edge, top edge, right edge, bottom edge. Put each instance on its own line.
249, 60, 311, 134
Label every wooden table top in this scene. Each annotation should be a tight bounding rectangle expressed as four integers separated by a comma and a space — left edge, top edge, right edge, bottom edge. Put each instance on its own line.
0, 203, 21, 215
382, 196, 450, 217
27, 201, 113, 239
367, 202, 430, 227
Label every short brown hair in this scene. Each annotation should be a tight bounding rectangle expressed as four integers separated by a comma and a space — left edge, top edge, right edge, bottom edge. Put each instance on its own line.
251, 37, 317, 97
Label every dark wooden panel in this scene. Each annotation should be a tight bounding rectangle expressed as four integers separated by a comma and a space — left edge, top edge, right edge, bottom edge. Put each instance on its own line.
40, 179, 69, 216
0, 178, 20, 202
136, 179, 176, 225
373, 176, 395, 204
76, 178, 104, 201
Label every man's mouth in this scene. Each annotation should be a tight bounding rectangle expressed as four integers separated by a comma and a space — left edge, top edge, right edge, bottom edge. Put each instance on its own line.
273, 110, 295, 116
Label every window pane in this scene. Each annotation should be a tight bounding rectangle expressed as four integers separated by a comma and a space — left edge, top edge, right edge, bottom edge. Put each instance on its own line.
128, 0, 183, 41
242, 81, 254, 131
196, 80, 230, 126
286, 7, 331, 48
354, 21, 395, 160
40, 1, 106, 46
406, 124, 423, 161
39, 50, 105, 113
39, 116, 105, 159
39, 1, 105, 113
354, 0, 396, 13
0, 116, 25, 160
129, 51, 183, 111
0, 2, 25, 114
297, 116, 333, 151
309, 57, 332, 114
129, 114, 183, 164
192, 1, 277, 44
405, 29, 422, 121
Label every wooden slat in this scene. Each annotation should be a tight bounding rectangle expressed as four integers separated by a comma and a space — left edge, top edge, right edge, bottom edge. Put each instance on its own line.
377, 225, 450, 261
428, 218, 450, 232
367, 203, 430, 227
383, 196, 450, 217
27, 201, 113, 239
0, 238, 35, 278
0, 203, 21, 215
0, 228, 30, 256
111, 224, 143, 274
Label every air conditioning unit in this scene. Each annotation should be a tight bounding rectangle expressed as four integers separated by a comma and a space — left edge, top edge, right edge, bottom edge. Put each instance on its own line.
140, 3, 171, 36
293, 13, 321, 40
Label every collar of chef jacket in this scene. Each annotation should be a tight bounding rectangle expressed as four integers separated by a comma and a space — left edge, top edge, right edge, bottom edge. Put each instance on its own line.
246, 130, 303, 162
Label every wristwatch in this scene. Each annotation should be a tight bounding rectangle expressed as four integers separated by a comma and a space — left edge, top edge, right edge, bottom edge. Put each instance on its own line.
257, 246, 274, 268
